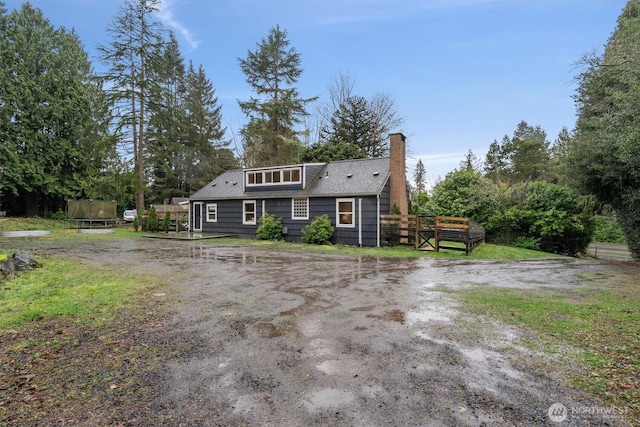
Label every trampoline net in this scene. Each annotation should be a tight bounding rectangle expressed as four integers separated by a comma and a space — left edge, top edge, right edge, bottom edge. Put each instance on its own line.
67, 200, 117, 219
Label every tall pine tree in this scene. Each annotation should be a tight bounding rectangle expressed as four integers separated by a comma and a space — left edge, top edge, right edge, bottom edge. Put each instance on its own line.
238, 25, 316, 167
98, 0, 165, 211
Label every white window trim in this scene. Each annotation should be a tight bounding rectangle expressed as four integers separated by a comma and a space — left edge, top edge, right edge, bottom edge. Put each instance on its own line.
245, 167, 302, 187
243, 200, 257, 225
336, 198, 355, 228
292, 197, 309, 220
206, 203, 217, 222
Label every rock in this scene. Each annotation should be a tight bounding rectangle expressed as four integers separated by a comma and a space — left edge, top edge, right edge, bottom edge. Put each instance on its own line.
12, 252, 42, 270
0, 259, 15, 276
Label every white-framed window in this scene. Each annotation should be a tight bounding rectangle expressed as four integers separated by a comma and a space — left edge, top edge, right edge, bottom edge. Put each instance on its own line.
245, 167, 302, 187
292, 197, 309, 220
336, 198, 355, 228
206, 203, 217, 222
243, 200, 257, 225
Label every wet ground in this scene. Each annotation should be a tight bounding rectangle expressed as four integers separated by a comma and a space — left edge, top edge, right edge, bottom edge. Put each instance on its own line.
3, 237, 636, 426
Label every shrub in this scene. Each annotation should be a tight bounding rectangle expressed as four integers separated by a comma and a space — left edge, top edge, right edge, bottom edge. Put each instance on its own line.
162, 211, 171, 232
593, 215, 626, 243
50, 210, 67, 220
133, 214, 140, 232
513, 236, 541, 251
147, 206, 159, 232
256, 212, 283, 241
489, 182, 594, 256
302, 214, 334, 244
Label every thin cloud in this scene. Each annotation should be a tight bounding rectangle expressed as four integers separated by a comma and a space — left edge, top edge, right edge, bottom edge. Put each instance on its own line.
157, 0, 200, 50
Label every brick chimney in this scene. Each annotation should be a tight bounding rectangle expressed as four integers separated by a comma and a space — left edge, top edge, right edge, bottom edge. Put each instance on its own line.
389, 133, 408, 215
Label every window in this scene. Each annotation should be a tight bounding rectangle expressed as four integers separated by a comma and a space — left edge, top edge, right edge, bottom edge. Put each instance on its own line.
336, 198, 355, 228
243, 200, 256, 225
292, 198, 309, 220
246, 167, 302, 187
206, 203, 217, 222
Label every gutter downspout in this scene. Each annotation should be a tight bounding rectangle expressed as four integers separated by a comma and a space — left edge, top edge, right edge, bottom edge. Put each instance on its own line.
358, 198, 362, 247
376, 194, 380, 247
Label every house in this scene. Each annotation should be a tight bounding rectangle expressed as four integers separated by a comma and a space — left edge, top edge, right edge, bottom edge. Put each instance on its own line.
188, 133, 408, 247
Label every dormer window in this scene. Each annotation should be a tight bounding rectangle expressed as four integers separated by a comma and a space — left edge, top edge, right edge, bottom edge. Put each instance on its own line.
246, 167, 302, 187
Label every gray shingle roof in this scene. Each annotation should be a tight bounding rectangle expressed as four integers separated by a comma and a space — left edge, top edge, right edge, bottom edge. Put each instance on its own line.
189, 157, 391, 200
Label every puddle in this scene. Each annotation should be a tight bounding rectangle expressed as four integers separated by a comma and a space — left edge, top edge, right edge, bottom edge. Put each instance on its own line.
405, 307, 455, 324
367, 309, 405, 324
254, 322, 285, 338
306, 339, 334, 357
316, 360, 341, 375
304, 389, 354, 412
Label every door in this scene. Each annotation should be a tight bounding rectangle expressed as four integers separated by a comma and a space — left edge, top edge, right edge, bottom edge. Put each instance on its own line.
193, 202, 203, 231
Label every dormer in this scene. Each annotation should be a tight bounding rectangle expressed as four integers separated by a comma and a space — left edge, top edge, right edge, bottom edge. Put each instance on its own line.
243, 163, 326, 192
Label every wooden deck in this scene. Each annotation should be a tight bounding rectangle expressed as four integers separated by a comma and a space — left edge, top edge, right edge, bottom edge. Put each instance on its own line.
380, 215, 485, 255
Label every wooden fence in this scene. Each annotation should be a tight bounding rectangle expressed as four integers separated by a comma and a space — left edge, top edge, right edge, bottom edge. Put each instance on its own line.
380, 215, 485, 255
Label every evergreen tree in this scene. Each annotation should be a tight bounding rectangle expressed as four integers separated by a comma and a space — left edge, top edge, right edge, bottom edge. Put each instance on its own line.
98, 0, 165, 211
484, 121, 551, 184
238, 25, 316, 167
509, 121, 551, 182
484, 136, 510, 183
182, 62, 235, 190
413, 159, 426, 193
460, 149, 482, 173
320, 96, 374, 156
569, 0, 640, 258
549, 127, 572, 185
0, 3, 96, 215
147, 32, 186, 204
312, 72, 404, 160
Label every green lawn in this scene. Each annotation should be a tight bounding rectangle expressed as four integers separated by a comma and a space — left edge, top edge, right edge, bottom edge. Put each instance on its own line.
461, 272, 639, 415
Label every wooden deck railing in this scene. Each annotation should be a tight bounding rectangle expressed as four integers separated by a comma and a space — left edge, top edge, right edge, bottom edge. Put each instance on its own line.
380, 214, 485, 255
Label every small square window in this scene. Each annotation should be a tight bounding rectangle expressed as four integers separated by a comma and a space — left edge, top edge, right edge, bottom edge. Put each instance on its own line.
292, 198, 309, 220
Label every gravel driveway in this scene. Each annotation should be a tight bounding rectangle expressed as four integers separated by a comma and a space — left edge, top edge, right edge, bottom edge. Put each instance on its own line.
4, 237, 634, 426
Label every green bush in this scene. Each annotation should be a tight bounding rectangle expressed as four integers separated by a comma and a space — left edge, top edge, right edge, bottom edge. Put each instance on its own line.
256, 212, 283, 241
147, 206, 159, 232
302, 214, 334, 244
593, 215, 626, 243
133, 215, 140, 232
162, 211, 171, 232
512, 236, 541, 251
50, 210, 67, 220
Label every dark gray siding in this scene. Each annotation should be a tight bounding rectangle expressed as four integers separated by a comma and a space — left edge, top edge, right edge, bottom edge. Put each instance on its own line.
195, 200, 263, 239
379, 179, 391, 214
192, 195, 382, 246
245, 183, 303, 193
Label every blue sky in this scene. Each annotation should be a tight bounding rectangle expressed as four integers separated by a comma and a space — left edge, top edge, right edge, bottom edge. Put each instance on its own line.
4, 0, 626, 188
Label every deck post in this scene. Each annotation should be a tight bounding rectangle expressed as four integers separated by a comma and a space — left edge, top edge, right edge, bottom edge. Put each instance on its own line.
434, 216, 440, 252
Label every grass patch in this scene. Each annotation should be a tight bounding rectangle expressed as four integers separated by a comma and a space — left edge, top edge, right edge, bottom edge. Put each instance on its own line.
461, 271, 639, 419
208, 238, 560, 260
0, 217, 67, 231
0, 256, 159, 332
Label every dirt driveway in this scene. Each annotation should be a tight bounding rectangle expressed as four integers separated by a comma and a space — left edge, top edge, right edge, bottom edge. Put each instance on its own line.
3, 237, 635, 426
